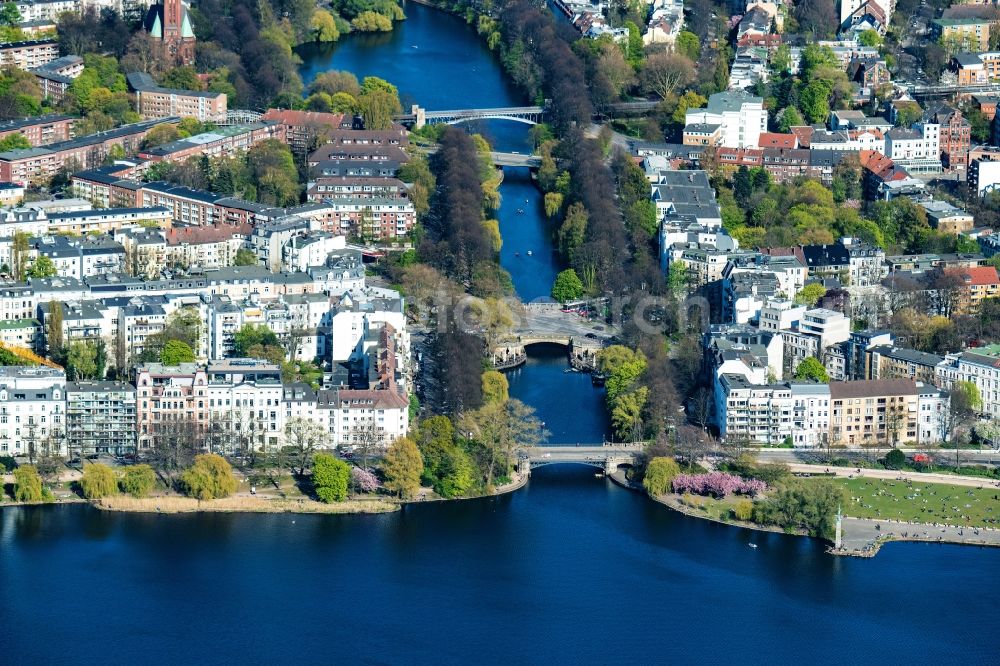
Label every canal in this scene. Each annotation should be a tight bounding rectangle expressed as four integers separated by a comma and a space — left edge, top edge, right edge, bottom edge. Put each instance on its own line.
2, 5, 997, 663
299, 1, 603, 433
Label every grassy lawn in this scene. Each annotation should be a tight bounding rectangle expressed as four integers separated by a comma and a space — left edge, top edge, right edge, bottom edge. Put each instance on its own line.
833, 477, 1000, 528
676, 493, 746, 522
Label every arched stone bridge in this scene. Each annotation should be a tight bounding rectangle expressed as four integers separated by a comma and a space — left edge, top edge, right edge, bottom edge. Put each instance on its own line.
522, 444, 645, 474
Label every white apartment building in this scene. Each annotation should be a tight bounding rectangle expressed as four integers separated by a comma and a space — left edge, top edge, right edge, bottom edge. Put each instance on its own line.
0, 366, 66, 456
318, 388, 410, 449
684, 91, 767, 149
758, 300, 806, 333
936, 347, 1000, 418
717, 375, 831, 445
282, 232, 346, 273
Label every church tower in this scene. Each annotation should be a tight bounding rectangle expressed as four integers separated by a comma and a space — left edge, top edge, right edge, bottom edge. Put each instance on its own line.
145, 0, 196, 67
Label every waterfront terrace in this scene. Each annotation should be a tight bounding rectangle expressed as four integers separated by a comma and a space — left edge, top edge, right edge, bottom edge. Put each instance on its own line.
0, 118, 179, 185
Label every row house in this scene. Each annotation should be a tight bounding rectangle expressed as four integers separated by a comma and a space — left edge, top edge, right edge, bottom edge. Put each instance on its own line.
137, 122, 285, 164
830, 379, 921, 447
0, 39, 58, 70
260, 109, 347, 154
126, 72, 227, 123
28, 234, 125, 280
718, 374, 947, 446
868, 346, 944, 384
307, 143, 409, 168
320, 196, 417, 240
30, 55, 83, 102
0, 118, 177, 185
306, 177, 408, 202
0, 113, 74, 147
717, 375, 830, 446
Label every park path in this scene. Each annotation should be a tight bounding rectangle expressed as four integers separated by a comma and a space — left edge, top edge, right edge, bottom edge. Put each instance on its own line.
785, 463, 1000, 489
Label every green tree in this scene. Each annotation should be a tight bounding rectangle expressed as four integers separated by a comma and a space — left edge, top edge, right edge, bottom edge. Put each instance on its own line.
0, 2, 21, 26
247, 139, 300, 207
0, 133, 30, 151
26, 255, 57, 279
544, 192, 563, 218
46, 300, 63, 356
894, 101, 923, 128
66, 340, 98, 380
778, 106, 804, 132
13, 464, 44, 502
557, 202, 588, 261
857, 29, 882, 47
753, 479, 845, 540
794, 283, 826, 306
643, 456, 681, 496
181, 454, 237, 500
160, 339, 195, 365
676, 31, 701, 60
671, 90, 707, 125
80, 463, 118, 499
355, 86, 402, 130
119, 465, 156, 498
481, 370, 509, 404
793, 356, 829, 383
312, 452, 351, 502
551, 268, 584, 302
883, 448, 906, 470
382, 437, 424, 499
311, 9, 340, 42
11, 230, 28, 281
232, 324, 280, 357
611, 387, 648, 441
233, 248, 258, 266
733, 499, 754, 521
351, 10, 392, 32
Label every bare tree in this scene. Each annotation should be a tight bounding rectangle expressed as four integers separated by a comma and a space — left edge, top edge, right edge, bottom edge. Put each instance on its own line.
284, 417, 328, 476
640, 51, 696, 100
674, 425, 711, 466
145, 417, 200, 484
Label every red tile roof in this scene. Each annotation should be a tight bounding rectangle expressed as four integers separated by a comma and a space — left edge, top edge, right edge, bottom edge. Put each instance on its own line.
944, 266, 1000, 286
757, 132, 798, 149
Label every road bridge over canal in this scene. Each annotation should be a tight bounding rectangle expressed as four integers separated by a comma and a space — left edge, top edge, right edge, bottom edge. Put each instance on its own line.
524, 444, 645, 474
397, 101, 661, 128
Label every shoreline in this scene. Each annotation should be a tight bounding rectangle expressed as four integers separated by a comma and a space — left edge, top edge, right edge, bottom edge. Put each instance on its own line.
607, 470, 1000, 558
93, 495, 399, 515
404, 469, 529, 505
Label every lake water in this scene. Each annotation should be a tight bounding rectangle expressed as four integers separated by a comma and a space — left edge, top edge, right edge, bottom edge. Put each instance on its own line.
2, 482, 997, 663
2, 6, 995, 663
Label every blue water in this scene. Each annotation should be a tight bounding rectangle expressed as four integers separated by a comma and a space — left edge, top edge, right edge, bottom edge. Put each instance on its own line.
2, 6, 986, 663
2, 472, 996, 663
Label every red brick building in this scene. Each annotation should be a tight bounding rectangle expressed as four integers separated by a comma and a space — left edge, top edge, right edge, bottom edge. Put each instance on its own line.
0, 114, 73, 147
927, 106, 972, 173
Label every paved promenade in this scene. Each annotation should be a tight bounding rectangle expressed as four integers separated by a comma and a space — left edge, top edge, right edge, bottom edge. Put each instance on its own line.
785, 463, 1000, 489
836, 516, 1000, 556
